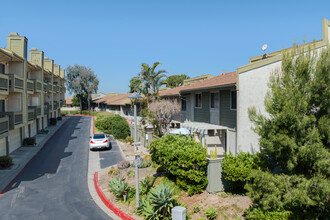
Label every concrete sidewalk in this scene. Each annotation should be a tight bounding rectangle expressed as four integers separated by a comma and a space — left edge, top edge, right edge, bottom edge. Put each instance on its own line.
0, 116, 69, 194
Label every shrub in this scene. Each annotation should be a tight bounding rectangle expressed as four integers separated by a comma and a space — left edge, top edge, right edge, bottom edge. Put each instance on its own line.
0, 156, 13, 168
50, 118, 57, 125
139, 176, 155, 195
132, 156, 151, 168
193, 205, 200, 213
150, 135, 208, 195
108, 177, 130, 202
127, 170, 135, 178
118, 160, 130, 169
95, 115, 130, 140
245, 207, 292, 220
125, 136, 133, 143
57, 116, 62, 121
245, 170, 330, 219
23, 137, 36, 146
38, 129, 49, 134
205, 207, 218, 220
108, 166, 119, 175
221, 151, 259, 193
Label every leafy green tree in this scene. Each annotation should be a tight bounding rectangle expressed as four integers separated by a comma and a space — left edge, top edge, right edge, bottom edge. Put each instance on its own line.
247, 46, 330, 219
165, 74, 190, 88
129, 76, 143, 93
66, 64, 99, 114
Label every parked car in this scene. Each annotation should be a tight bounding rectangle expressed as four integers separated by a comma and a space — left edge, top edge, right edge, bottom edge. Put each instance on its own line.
89, 133, 111, 150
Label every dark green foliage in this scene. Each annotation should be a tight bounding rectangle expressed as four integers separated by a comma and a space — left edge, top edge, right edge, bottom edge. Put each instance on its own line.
221, 151, 259, 193
139, 176, 155, 195
246, 46, 330, 218
245, 207, 292, 220
38, 129, 49, 134
49, 118, 57, 125
23, 137, 36, 146
0, 156, 13, 168
95, 115, 130, 140
165, 74, 190, 88
205, 207, 218, 220
149, 135, 208, 195
57, 116, 62, 121
61, 110, 79, 115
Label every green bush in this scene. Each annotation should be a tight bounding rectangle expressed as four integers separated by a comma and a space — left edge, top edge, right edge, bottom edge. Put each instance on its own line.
23, 137, 36, 146
221, 151, 259, 193
0, 156, 13, 168
61, 110, 80, 115
245, 170, 330, 219
245, 207, 292, 220
49, 118, 57, 125
57, 116, 62, 121
205, 207, 218, 220
150, 135, 208, 195
95, 115, 130, 140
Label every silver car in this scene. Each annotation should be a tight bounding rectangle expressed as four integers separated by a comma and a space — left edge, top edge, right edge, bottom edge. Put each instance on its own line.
89, 134, 110, 150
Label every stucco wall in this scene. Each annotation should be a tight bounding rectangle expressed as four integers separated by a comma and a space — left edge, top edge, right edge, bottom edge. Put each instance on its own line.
0, 138, 6, 156
9, 128, 20, 153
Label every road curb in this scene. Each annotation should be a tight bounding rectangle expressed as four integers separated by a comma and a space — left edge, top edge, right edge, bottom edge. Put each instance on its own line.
0, 118, 70, 197
94, 172, 135, 220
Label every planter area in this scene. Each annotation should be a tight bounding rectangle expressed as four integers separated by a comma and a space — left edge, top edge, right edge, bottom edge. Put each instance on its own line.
98, 141, 252, 220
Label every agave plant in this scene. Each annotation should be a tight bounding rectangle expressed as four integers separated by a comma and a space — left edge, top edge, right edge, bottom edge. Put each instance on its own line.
149, 183, 177, 219
108, 177, 129, 201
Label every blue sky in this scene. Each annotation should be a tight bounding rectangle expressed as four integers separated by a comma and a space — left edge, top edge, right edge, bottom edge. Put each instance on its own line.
0, 1, 329, 96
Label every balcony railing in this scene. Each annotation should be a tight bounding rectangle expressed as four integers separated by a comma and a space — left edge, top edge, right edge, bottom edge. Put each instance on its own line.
48, 83, 53, 92
0, 74, 9, 95
8, 74, 24, 93
34, 79, 42, 93
44, 102, 49, 114
60, 100, 64, 107
27, 79, 34, 93
29, 106, 42, 118
0, 112, 23, 129
43, 83, 48, 92
28, 108, 35, 121
0, 116, 9, 135
54, 101, 59, 110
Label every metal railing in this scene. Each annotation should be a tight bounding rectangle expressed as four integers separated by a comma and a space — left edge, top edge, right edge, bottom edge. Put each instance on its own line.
44, 102, 49, 114
28, 108, 35, 121
27, 79, 34, 93
0, 74, 9, 93
8, 74, 24, 92
48, 83, 53, 92
34, 79, 42, 92
0, 112, 23, 129
29, 106, 42, 118
0, 116, 9, 134
43, 83, 48, 92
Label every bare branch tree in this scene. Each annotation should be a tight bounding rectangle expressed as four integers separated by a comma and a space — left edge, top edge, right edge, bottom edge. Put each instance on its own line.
149, 98, 181, 136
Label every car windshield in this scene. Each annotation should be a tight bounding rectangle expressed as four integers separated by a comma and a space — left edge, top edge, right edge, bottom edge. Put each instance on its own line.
93, 134, 105, 139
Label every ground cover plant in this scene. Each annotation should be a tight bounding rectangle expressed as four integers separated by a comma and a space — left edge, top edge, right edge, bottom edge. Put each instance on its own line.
149, 134, 208, 195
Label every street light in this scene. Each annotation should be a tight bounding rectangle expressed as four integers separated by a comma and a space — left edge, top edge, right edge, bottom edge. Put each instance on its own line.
128, 92, 142, 207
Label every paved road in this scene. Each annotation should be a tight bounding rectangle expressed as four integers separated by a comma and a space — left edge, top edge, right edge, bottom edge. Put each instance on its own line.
99, 137, 124, 169
0, 116, 111, 220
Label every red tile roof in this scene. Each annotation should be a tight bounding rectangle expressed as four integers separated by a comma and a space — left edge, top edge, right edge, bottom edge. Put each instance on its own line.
65, 97, 72, 105
94, 93, 119, 103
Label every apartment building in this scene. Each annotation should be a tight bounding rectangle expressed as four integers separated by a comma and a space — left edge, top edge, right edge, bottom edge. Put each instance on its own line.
0, 33, 66, 156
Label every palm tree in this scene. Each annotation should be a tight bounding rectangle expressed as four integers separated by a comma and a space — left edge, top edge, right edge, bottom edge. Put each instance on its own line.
139, 62, 167, 103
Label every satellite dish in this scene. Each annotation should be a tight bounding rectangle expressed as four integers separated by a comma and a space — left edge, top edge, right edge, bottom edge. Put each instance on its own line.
261, 44, 268, 52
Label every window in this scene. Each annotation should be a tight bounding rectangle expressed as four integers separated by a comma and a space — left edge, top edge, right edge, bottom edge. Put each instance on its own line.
210, 93, 219, 109
0, 64, 4, 74
195, 94, 202, 108
231, 91, 237, 110
181, 97, 186, 111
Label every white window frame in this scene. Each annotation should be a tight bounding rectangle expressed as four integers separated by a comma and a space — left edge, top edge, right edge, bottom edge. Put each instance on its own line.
194, 93, 202, 108
230, 90, 237, 111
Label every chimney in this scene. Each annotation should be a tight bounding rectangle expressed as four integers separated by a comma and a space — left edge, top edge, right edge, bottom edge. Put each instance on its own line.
7, 32, 28, 59
53, 64, 60, 77
29, 48, 44, 68
44, 57, 54, 72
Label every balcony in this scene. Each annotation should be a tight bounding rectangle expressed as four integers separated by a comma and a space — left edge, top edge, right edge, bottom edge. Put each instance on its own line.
48, 83, 53, 93
44, 102, 49, 114
27, 79, 34, 94
29, 106, 42, 118
34, 79, 42, 93
43, 82, 48, 92
28, 108, 35, 121
54, 101, 59, 110
0, 116, 9, 136
61, 86, 66, 93
0, 112, 23, 129
0, 74, 9, 95
60, 100, 64, 107
8, 74, 24, 93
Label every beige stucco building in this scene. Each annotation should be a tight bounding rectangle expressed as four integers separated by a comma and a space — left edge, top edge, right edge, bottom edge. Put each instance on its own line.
236, 18, 330, 154
0, 33, 66, 156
